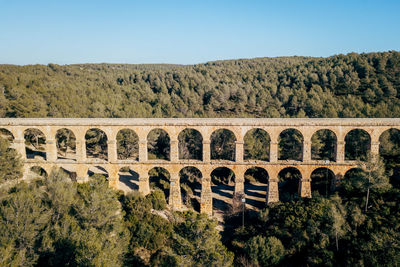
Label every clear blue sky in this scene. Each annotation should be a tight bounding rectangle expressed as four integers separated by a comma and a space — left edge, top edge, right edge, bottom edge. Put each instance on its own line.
0, 0, 399, 65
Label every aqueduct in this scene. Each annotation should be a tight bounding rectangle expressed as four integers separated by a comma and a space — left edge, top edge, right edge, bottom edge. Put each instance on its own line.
1, 118, 399, 216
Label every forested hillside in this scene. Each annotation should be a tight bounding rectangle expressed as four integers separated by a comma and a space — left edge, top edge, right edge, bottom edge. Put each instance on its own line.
1, 52, 400, 266
1, 51, 400, 118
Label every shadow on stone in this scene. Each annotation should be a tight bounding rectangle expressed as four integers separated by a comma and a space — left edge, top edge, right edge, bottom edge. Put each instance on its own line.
119, 170, 139, 191
26, 147, 46, 160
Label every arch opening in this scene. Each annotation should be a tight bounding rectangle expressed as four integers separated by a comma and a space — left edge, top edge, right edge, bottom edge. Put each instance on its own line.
28, 166, 48, 179
278, 167, 302, 202
311, 168, 336, 197
87, 166, 109, 180
244, 128, 270, 161
24, 128, 46, 160
340, 168, 369, 198
118, 166, 139, 192
56, 128, 76, 161
211, 129, 236, 161
178, 129, 203, 160
278, 129, 303, 161
311, 129, 337, 161
0, 128, 14, 142
117, 129, 139, 161
179, 166, 202, 212
345, 129, 371, 161
379, 128, 400, 188
147, 129, 170, 161
59, 167, 77, 182
149, 167, 170, 202
211, 167, 235, 218
85, 128, 108, 160
244, 167, 269, 210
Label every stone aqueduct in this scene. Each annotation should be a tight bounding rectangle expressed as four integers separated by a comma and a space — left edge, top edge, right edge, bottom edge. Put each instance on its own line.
1, 118, 399, 216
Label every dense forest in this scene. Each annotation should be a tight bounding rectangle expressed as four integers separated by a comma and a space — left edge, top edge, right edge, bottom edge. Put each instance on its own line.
0, 51, 399, 118
1, 51, 400, 266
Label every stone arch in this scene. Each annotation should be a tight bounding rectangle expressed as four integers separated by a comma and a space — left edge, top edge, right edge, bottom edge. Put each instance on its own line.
379, 128, 400, 188
344, 167, 365, 178
178, 128, 203, 160
0, 128, 14, 142
345, 129, 371, 161
341, 168, 369, 197
116, 128, 139, 160
379, 128, 400, 158
149, 166, 171, 202
278, 128, 303, 161
87, 165, 109, 179
118, 166, 139, 192
210, 129, 236, 161
311, 129, 337, 161
55, 128, 76, 161
85, 128, 108, 161
24, 128, 46, 160
211, 166, 236, 217
211, 166, 236, 185
244, 128, 270, 161
179, 166, 202, 212
278, 167, 302, 201
311, 167, 336, 197
147, 129, 170, 161
244, 167, 269, 209
59, 166, 77, 182
28, 166, 48, 178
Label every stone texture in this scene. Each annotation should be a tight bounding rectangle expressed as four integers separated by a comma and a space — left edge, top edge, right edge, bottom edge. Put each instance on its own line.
201, 177, 213, 216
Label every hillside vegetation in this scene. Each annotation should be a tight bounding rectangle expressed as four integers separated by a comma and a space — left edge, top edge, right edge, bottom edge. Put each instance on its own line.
1, 51, 399, 118
1, 52, 400, 266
